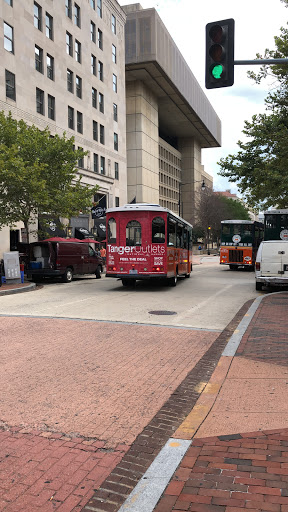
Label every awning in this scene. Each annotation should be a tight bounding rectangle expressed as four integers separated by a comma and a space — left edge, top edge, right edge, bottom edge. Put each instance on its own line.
75, 227, 94, 240
38, 216, 66, 239
93, 218, 106, 238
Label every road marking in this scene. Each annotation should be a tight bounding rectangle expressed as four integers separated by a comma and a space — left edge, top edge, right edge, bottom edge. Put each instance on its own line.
176, 284, 233, 322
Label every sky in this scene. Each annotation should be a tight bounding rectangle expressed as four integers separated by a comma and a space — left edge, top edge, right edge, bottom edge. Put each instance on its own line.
121, 0, 287, 194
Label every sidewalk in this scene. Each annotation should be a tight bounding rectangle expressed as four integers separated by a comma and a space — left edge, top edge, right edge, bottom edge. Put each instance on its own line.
113, 291, 288, 512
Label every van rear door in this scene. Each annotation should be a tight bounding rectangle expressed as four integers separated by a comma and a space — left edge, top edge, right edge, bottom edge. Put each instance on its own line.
261, 242, 288, 276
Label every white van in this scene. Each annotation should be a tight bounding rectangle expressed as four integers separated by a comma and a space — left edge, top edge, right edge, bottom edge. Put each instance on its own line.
255, 240, 288, 290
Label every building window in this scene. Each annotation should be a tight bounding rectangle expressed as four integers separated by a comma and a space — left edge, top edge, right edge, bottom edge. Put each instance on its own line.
75, 39, 81, 63
35, 45, 43, 73
77, 111, 83, 133
115, 162, 119, 180
76, 75, 82, 98
78, 147, 84, 168
99, 92, 104, 113
36, 88, 44, 115
112, 14, 116, 34
68, 106, 74, 129
90, 0, 95, 9
74, 3, 80, 27
5, 70, 16, 101
4, 22, 13, 53
47, 54, 54, 80
112, 44, 116, 63
113, 73, 117, 92
45, 13, 53, 39
65, 0, 72, 18
4, 0, 13, 5
92, 87, 97, 108
91, 21, 96, 42
100, 156, 105, 175
114, 133, 118, 151
93, 120, 98, 141
100, 124, 105, 145
98, 29, 103, 50
93, 153, 98, 173
97, 0, 102, 18
66, 32, 73, 56
113, 103, 118, 121
34, 2, 42, 30
48, 94, 55, 120
67, 69, 73, 92
115, 196, 119, 207
91, 54, 96, 75
98, 61, 103, 81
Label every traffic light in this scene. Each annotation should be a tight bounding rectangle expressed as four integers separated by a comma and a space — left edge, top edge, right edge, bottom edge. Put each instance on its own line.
205, 18, 235, 89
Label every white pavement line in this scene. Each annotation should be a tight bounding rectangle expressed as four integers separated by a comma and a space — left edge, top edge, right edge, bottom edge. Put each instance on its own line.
176, 284, 233, 322
118, 438, 191, 512
222, 295, 265, 357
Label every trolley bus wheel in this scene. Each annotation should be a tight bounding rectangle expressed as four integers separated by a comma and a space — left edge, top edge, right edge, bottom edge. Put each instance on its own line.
229, 264, 238, 270
122, 279, 136, 287
122, 279, 129, 286
185, 273, 191, 278
169, 275, 177, 287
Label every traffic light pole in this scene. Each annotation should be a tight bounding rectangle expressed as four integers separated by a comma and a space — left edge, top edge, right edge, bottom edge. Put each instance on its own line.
234, 59, 288, 65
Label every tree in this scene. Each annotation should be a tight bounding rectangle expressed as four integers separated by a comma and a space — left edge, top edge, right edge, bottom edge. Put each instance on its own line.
0, 112, 99, 242
218, 4, 288, 210
195, 188, 250, 247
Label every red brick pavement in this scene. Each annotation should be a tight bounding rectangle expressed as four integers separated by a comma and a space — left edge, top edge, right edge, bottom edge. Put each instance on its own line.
153, 293, 288, 511
154, 429, 288, 512
0, 427, 129, 512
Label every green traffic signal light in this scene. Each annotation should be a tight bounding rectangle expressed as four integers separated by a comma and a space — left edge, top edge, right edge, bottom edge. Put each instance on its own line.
205, 19, 235, 89
211, 64, 224, 79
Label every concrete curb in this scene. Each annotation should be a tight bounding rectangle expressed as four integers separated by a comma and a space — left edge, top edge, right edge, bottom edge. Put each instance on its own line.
0, 283, 36, 296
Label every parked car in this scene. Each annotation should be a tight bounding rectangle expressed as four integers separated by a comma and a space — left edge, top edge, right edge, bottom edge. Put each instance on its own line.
255, 240, 288, 291
26, 240, 103, 283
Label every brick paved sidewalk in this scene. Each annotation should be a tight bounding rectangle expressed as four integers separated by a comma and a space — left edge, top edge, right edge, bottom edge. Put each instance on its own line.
155, 428, 288, 512
152, 292, 288, 512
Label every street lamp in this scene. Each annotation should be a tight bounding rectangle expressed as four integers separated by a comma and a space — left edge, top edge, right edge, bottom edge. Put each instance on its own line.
178, 179, 206, 217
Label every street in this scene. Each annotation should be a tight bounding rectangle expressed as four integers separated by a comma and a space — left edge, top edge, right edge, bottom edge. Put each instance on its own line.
0, 256, 258, 330
0, 256, 260, 512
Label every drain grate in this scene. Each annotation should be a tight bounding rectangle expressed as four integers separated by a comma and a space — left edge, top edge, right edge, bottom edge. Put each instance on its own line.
149, 310, 177, 315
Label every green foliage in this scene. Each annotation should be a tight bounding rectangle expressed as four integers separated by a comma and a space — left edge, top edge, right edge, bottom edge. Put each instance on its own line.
0, 112, 99, 241
219, 196, 251, 221
218, 7, 288, 210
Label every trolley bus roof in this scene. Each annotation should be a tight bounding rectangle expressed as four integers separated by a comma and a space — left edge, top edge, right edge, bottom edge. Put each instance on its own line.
106, 204, 193, 228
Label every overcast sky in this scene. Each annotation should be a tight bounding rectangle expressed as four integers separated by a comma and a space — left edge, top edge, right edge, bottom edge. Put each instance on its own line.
121, 0, 287, 194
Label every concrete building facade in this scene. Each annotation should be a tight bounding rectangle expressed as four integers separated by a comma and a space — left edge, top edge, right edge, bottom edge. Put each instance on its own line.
123, 3, 221, 224
0, 0, 126, 253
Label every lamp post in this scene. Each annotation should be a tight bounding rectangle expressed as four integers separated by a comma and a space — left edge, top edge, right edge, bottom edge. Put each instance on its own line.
178, 179, 206, 218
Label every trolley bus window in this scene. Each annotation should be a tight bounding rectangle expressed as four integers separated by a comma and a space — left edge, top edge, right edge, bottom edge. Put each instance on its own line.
188, 227, 193, 250
177, 224, 183, 248
152, 216, 165, 243
126, 220, 141, 246
280, 215, 288, 230
222, 224, 230, 235
108, 217, 116, 243
168, 218, 176, 246
183, 229, 188, 249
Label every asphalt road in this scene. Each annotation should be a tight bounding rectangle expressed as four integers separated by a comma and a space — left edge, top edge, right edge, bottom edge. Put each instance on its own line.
0, 256, 259, 331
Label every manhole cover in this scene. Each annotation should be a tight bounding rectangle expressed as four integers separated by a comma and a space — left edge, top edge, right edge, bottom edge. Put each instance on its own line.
149, 310, 177, 315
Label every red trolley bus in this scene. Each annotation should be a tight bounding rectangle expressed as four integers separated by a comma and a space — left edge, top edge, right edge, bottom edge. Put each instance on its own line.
106, 203, 193, 286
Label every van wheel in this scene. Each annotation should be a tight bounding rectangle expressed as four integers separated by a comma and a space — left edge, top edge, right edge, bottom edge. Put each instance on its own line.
95, 266, 102, 279
256, 282, 263, 291
62, 268, 73, 283
31, 275, 41, 283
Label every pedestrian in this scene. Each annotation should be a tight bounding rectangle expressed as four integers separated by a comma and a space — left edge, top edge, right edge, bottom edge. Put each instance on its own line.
100, 245, 106, 264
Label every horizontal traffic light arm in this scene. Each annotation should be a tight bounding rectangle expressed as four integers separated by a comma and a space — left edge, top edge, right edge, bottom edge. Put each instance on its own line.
234, 58, 288, 65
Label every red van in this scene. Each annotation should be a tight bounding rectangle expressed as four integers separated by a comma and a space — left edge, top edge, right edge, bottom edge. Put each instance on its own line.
26, 241, 103, 282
